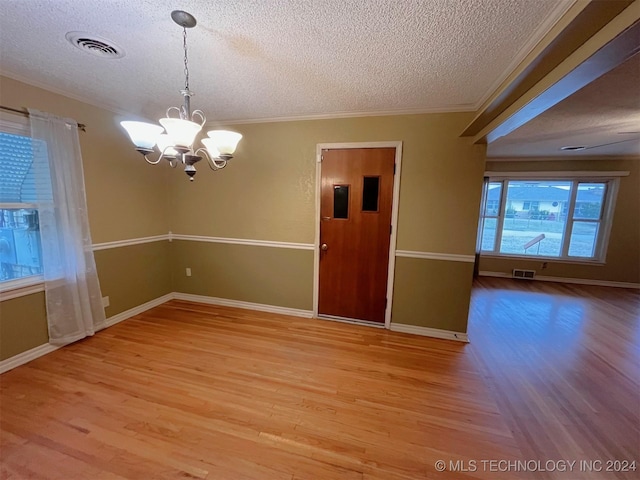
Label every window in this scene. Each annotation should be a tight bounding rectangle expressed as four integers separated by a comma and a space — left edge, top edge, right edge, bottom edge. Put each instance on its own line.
362, 176, 380, 212
0, 119, 51, 288
480, 182, 502, 251
480, 178, 618, 262
333, 185, 349, 219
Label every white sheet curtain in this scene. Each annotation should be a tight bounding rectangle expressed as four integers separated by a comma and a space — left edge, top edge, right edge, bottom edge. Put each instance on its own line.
474, 176, 490, 277
29, 109, 106, 345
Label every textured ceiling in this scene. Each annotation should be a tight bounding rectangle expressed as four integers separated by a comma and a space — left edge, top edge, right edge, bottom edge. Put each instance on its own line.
488, 54, 640, 158
0, 0, 568, 123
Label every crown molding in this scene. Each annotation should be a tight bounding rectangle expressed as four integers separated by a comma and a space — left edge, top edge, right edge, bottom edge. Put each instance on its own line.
472, 0, 578, 111
1, 70, 145, 119
211, 105, 476, 126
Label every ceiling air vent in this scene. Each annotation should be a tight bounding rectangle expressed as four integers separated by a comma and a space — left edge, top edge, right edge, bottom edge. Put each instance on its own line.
65, 32, 124, 59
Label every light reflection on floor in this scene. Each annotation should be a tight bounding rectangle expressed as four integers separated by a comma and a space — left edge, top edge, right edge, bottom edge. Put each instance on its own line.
466, 278, 640, 473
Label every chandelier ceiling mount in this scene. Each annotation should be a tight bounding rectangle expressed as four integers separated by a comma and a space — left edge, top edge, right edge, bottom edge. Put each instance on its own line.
120, 10, 241, 181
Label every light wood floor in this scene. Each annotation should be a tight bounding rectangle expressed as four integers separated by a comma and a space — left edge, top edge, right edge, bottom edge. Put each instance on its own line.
1, 279, 638, 479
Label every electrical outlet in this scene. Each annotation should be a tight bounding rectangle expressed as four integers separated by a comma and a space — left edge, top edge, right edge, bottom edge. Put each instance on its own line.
102, 296, 110, 308
186, 267, 192, 277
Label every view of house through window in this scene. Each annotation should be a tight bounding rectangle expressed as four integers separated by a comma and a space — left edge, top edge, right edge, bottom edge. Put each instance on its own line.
481, 179, 613, 261
0, 208, 41, 281
0, 129, 47, 284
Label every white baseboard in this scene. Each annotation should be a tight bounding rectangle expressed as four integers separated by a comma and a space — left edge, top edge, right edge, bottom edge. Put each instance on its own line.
0, 343, 61, 374
478, 271, 511, 279
0, 293, 174, 374
390, 323, 469, 343
173, 292, 314, 318
2, 292, 473, 374
479, 271, 640, 289
104, 293, 174, 327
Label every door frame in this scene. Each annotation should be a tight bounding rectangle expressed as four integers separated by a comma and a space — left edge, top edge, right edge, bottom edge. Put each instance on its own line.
313, 141, 403, 329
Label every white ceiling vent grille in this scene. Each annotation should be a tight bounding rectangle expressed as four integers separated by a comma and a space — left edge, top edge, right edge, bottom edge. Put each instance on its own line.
65, 32, 124, 59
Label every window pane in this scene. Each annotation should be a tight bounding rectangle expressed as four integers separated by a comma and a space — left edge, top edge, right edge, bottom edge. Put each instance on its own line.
0, 132, 52, 204
0, 208, 42, 281
481, 217, 497, 251
485, 182, 501, 216
333, 185, 349, 219
568, 221, 599, 258
0, 132, 34, 203
574, 183, 605, 220
362, 177, 379, 212
500, 180, 571, 257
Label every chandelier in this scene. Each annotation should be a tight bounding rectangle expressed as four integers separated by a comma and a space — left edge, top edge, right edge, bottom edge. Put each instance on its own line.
120, 10, 241, 181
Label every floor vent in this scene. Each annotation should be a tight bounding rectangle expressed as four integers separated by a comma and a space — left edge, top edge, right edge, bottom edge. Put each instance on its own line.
513, 269, 536, 279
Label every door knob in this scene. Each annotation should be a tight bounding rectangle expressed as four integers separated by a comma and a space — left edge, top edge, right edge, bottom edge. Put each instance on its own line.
321, 243, 328, 251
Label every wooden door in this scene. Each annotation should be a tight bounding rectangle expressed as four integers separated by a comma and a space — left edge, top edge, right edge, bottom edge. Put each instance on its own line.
318, 148, 395, 323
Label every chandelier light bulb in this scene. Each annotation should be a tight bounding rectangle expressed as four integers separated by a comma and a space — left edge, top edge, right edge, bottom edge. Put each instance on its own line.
200, 137, 221, 158
206, 130, 243, 155
156, 134, 179, 158
120, 121, 163, 150
159, 118, 202, 150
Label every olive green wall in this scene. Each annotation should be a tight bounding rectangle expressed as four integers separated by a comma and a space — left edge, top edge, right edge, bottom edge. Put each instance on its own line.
0, 76, 173, 359
480, 159, 640, 284
0, 292, 48, 361
171, 241, 313, 311
95, 241, 172, 316
393, 258, 474, 332
168, 114, 486, 332
170, 114, 485, 253
0, 242, 172, 360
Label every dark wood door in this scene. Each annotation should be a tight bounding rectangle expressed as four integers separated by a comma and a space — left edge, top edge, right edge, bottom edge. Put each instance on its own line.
318, 148, 395, 323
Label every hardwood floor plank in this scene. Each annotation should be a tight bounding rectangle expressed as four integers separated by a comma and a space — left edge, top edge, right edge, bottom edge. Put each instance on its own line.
469, 278, 640, 480
1, 280, 638, 479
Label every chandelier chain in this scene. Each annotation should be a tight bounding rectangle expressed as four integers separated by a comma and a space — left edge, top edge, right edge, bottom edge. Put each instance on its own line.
183, 27, 190, 91
120, 11, 241, 181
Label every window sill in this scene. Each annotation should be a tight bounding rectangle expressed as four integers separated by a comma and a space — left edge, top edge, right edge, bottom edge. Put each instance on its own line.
0, 275, 45, 301
480, 254, 605, 266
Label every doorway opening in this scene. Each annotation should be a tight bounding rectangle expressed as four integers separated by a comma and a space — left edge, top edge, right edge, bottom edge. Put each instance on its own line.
313, 142, 402, 328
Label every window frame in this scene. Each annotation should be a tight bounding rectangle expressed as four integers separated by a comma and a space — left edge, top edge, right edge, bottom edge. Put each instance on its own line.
480, 174, 621, 265
479, 182, 504, 252
0, 113, 45, 294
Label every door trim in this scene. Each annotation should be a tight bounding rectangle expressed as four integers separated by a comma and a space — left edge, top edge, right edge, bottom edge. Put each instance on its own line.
313, 141, 403, 329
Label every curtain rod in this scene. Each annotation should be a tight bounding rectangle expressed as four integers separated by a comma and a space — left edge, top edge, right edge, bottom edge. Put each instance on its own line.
0, 105, 87, 132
